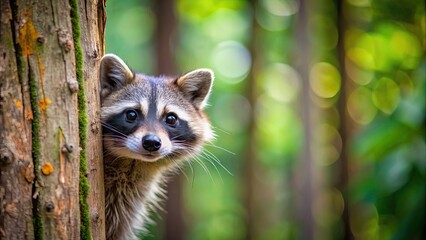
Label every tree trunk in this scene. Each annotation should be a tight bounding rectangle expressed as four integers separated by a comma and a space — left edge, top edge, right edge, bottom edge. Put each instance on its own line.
0, 0, 105, 239
336, 0, 353, 239
295, 0, 317, 239
0, 0, 34, 238
76, 0, 106, 239
243, 0, 260, 239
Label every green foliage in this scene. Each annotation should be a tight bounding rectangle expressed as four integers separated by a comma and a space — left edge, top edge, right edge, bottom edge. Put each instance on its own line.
345, 0, 425, 238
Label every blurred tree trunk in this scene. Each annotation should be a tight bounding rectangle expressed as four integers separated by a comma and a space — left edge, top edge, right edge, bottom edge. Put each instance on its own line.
295, 0, 316, 239
153, 0, 185, 239
243, 0, 260, 239
336, 0, 353, 239
0, 0, 105, 239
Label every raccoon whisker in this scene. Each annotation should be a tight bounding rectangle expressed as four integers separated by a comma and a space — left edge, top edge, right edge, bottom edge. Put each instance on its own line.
189, 153, 215, 184
185, 160, 196, 187
101, 123, 129, 139
211, 125, 230, 135
202, 149, 220, 162
170, 142, 192, 150
103, 145, 134, 158
172, 143, 228, 181
101, 122, 128, 137
103, 147, 127, 157
198, 153, 223, 182
125, 138, 141, 150
102, 139, 125, 144
205, 143, 235, 155
103, 136, 127, 142
177, 163, 190, 182
202, 149, 232, 176
167, 150, 196, 185
103, 147, 117, 155
166, 156, 190, 183
103, 138, 128, 147
170, 134, 187, 140
171, 141, 194, 147
104, 135, 140, 151
190, 155, 207, 174
103, 134, 128, 138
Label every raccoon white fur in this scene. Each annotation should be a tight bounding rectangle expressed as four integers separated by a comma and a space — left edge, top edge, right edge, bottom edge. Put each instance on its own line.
100, 54, 214, 240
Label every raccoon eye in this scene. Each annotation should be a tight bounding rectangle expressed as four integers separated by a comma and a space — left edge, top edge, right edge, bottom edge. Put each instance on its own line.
165, 113, 178, 126
125, 109, 138, 122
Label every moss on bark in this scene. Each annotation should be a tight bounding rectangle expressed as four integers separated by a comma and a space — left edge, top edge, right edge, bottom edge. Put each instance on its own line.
69, 0, 91, 239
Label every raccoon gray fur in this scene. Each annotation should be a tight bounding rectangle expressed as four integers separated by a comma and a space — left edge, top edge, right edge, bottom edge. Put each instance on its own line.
100, 54, 214, 240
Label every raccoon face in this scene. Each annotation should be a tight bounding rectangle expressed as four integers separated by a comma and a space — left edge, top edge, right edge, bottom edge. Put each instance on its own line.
100, 54, 214, 163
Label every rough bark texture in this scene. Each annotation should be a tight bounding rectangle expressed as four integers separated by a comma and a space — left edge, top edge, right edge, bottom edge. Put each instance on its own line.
77, 0, 106, 239
0, 0, 105, 238
0, 0, 34, 238
13, 0, 81, 238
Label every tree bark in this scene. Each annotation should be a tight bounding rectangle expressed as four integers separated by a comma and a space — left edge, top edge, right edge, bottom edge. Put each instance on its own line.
76, 0, 106, 239
0, 0, 34, 238
0, 0, 105, 239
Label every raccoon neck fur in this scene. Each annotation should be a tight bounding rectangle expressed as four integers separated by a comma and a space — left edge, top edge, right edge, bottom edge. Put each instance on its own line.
104, 155, 174, 240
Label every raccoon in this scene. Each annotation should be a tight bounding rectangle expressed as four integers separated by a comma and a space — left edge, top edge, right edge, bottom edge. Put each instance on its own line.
99, 54, 214, 240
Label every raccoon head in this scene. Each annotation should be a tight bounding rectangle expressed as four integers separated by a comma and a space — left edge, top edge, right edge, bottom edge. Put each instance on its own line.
100, 54, 214, 164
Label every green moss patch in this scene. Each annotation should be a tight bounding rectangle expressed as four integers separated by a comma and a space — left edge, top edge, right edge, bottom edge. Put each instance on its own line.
29, 63, 43, 240
69, 0, 91, 239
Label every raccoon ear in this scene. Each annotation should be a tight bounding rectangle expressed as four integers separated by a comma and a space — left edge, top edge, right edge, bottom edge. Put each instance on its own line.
100, 54, 134, 98
176, 69, 214, 109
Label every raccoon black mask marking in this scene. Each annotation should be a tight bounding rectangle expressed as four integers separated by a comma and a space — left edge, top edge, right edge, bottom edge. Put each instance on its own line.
100, 54, 214, 240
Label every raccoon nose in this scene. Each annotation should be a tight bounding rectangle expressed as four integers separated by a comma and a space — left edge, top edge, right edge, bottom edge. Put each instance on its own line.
142, 135, 162, 152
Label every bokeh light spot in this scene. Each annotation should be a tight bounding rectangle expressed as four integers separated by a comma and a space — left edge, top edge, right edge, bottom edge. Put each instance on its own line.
372, 77, 400, 114
255, 5, 291, 31
345, 57, 374, 85
347, 48, 374, 70
390, 30, 422, 69
260, 63, 301, 103
212, 41, 251, 82
350, 202, 379, 239
310, 62, 341, 98
314, 124, 342, 166
314, 188, 345, 227
347, 87, 377, 125
203, 9, 249, 42
260, 0, 299, 16
347, 0, 371, 7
